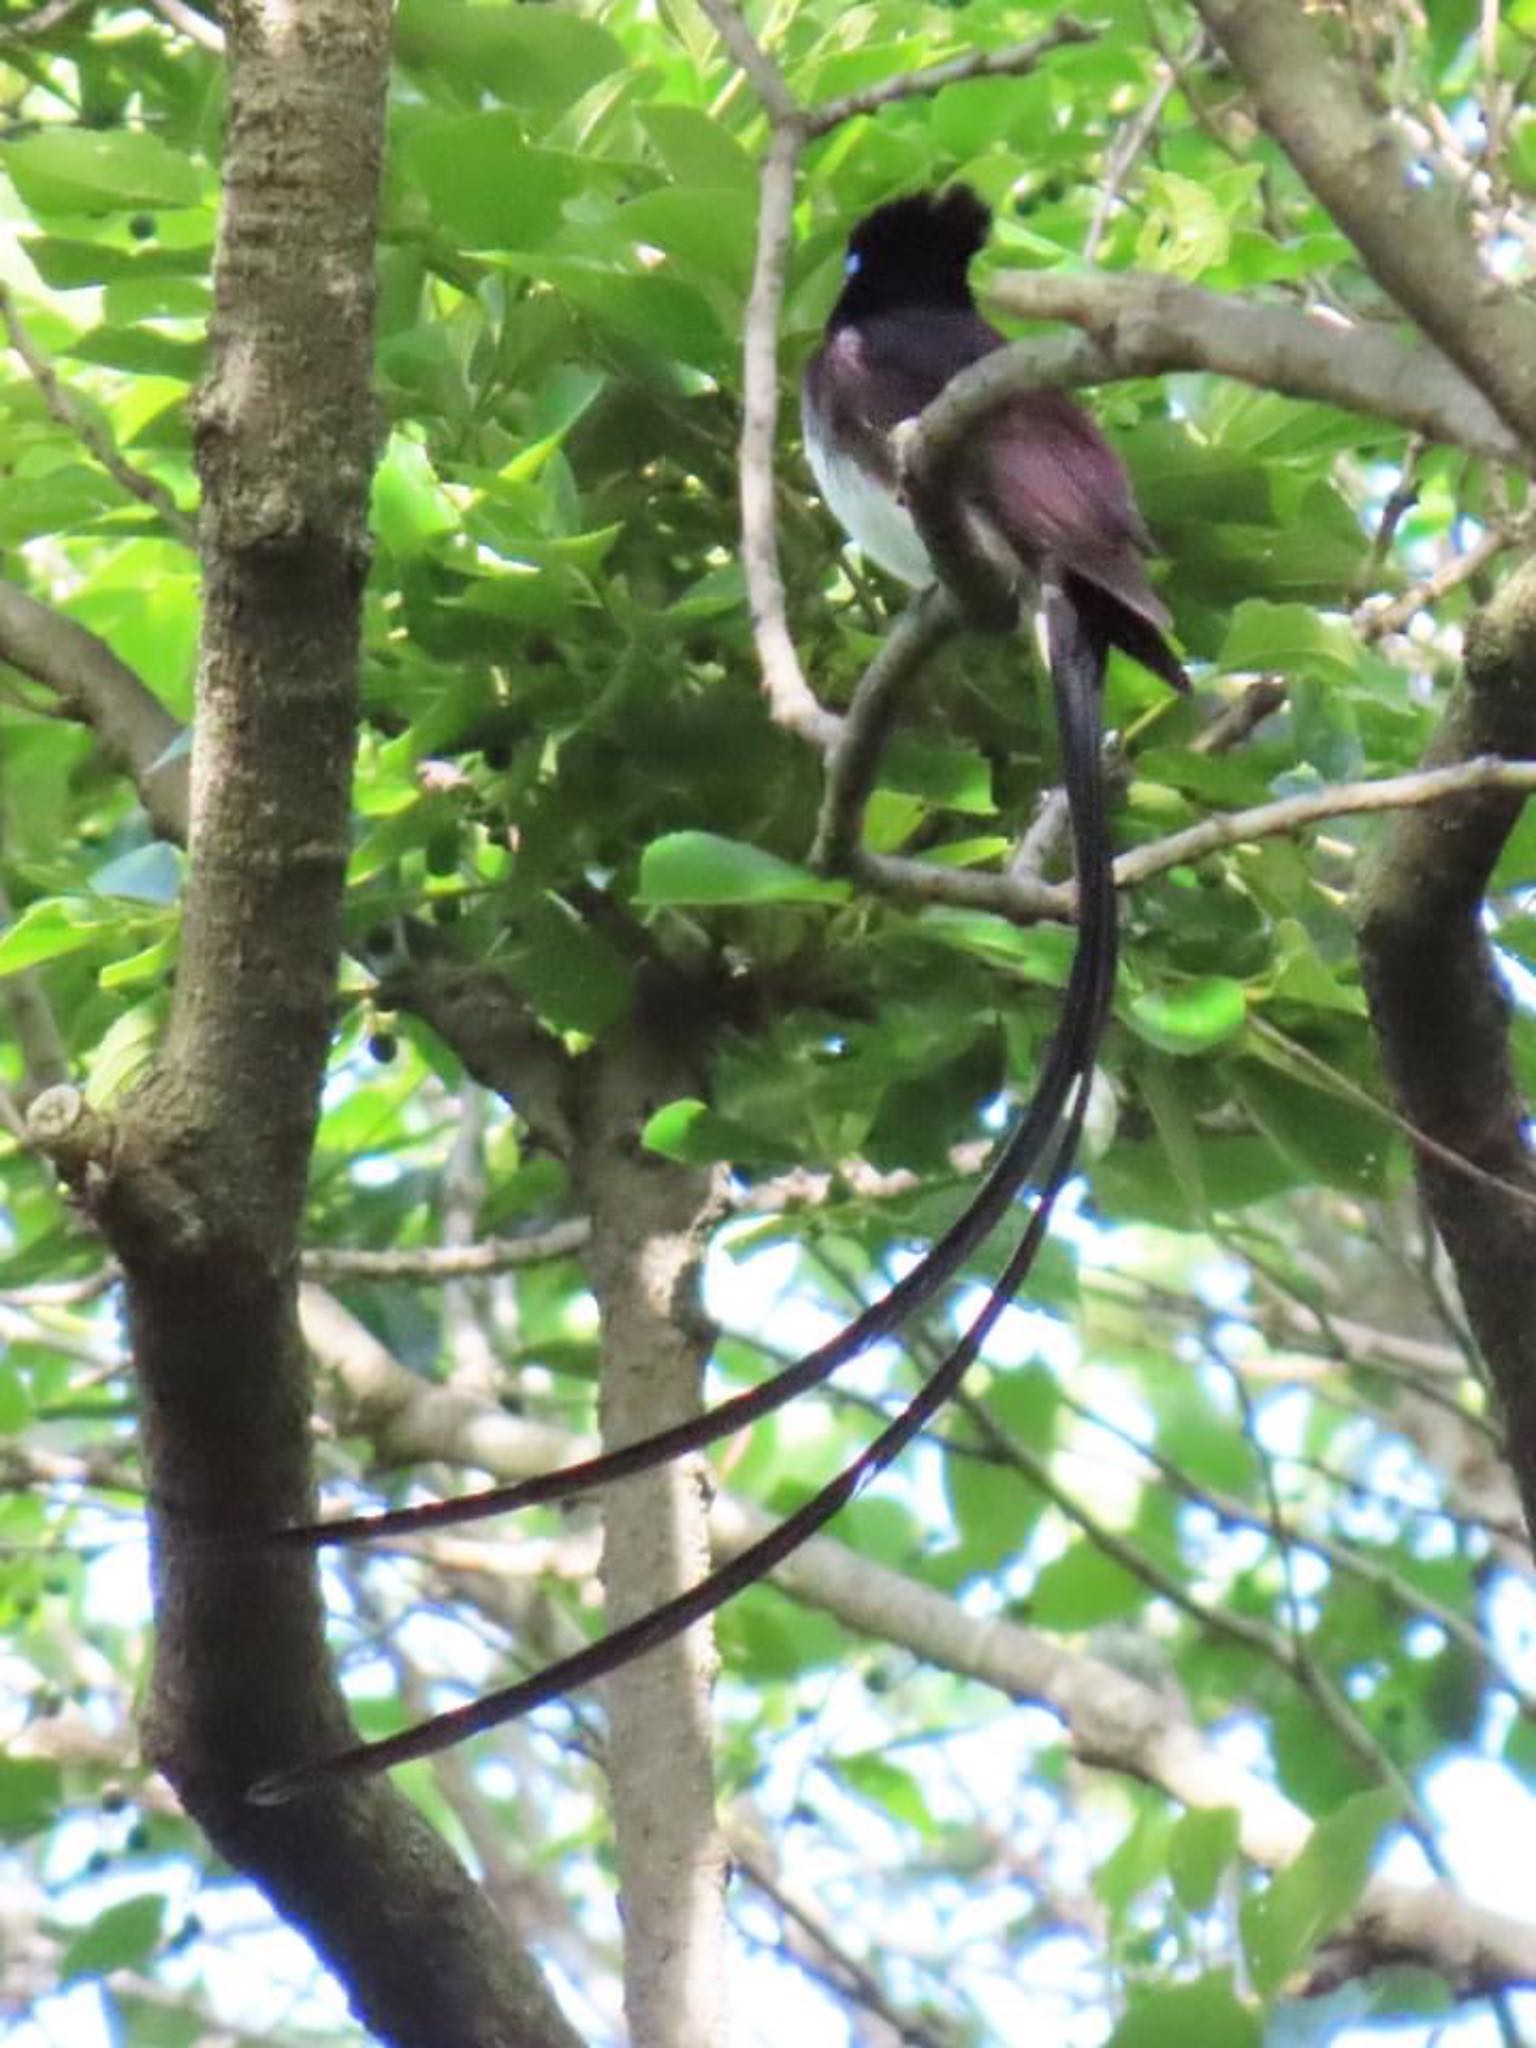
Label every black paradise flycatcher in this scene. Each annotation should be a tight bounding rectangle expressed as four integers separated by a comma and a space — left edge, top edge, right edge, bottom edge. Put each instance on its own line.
249, 185, 1187, 1804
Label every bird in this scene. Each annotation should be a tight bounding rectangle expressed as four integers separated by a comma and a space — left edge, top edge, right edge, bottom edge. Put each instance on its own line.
801, 182, 1187, 694
245, 186, 1186, 1804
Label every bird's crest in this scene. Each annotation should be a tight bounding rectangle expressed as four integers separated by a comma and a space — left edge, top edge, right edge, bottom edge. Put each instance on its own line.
845, 185, 992, 272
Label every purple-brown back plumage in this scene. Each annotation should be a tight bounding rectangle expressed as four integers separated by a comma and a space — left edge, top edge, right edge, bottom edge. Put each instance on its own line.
803, 187, 1187, 692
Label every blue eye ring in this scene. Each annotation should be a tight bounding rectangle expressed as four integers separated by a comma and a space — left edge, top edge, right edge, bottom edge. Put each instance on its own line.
845, 250, 862, 276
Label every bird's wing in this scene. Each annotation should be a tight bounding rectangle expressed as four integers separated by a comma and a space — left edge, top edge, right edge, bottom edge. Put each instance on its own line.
804, 309, 1000, 482
808, 310, 1182, 676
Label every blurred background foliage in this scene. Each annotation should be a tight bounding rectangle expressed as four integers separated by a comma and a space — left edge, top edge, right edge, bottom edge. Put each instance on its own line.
1, 1, 1534, 2043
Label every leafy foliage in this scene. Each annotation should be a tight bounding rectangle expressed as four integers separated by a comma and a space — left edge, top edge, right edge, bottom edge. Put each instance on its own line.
1, 2, 1534, 2044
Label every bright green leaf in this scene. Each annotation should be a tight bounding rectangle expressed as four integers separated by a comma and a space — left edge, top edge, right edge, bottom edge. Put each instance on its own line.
0, 898, 106, 976
405, 120, 579, 248
0, 1759, 61, 1841
1241, 1788, 1399, 1998
1169, 1806, 1241, 1913
1107, 1972, 1260, 2048
1029, 1541, 1149, 1628
637, 832, 848, 907
62, 1894, 167, 1983
1127, 977, 1247, 1056
4, 131, 201, 214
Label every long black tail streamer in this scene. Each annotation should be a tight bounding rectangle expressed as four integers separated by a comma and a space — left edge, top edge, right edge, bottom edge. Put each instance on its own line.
272, 621, 1114, 1556
249, 590, 1117, 1803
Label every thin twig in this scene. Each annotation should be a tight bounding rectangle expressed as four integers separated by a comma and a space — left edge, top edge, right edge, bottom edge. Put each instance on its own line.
1083, 42, 1186, 261
732, 1831, 945, 2048
0, 0, 89, 38
1115, 755, 1536, 893
805, 17, 1095, 137
738, 125, 835, 750
302, 1219, 591, 1281
809, 589, 956, 872
1190, 677, 1287, 754
1356, 517, 1530, 643
694, 0, 799, 125
146, 0, 223, 52
0, 284, 195, 543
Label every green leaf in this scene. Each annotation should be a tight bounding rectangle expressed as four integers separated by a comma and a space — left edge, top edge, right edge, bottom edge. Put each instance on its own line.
1136, 171, 1233, 278
945, 1451, 1035, 1574
0, 897, 106, 975
0, 1758, 60, 1841
637, 832, 848, 907
372, 434, 459, 556
0, 466, 124, 546
1169, 1806, 1241, 1913
3, 130, 202, 214
24, 235, 211, 288
1107, 1972, 1260, 2048
828, 1750, 936, 1834
0, 1362, 29, 1434
1218, 601, 1360, 686
86, 1001, 164, 1105
1029, 1540, 1149, 1628
1241, 1787, 1399, 1999
405, 120, 579, 248
508, 894, 631, 1036
1127, 977, 1247, 1056
915, 909, 1077, 984
1234, 1062, 1398, 1196
880, 732, 996, 815
395, 0, 624, 112
614, 186, 755, 297
640, 105, 756, 192
640, 1097, 794, 1168
62, 1893, 167, 1982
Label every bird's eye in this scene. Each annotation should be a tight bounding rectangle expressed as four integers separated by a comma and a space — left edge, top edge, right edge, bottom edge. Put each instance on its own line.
845, 250, 862, 276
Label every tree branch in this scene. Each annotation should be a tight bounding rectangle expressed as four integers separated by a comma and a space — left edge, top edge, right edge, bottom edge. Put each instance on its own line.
804, 16, 1094, 137
0, 283, 196, 542
965, 270, 1525, 473
809, 588, 957, 872
0, 581, 189, 843
1194, 0, 1536, 455
569, 1022, 728, 2048
1358, 553, 1536, 1553
18, 8, 581, 2044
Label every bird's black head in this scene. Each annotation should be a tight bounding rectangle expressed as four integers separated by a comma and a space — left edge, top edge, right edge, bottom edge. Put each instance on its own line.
828, 185, 992, 327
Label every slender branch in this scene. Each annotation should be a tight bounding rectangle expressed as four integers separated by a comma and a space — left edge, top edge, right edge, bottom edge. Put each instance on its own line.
731, 1830, 944, 2048
737, 124, 833, 749
1356, 518, 1531, 643
304, 1219, 591, 1282
804, 16, 1094, 137
0, 285, 196, 543
0, 581, 189, 842
0, 0, 88, 37
839, 755, 1536, 929
809, 589, 956, 871
1193, 0, 1536, 454
1191, 677, 1287, 754
693, 0, 799, 125
1115, 754, 1536, 891
1057, 1382, 1531, 1710
976, 271, 1524, 472
147, 0, 224, 51
1083, 40, 1188, 261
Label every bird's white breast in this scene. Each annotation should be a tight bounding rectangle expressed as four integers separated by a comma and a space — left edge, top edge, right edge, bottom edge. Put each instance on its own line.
801, 394, 936, 589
